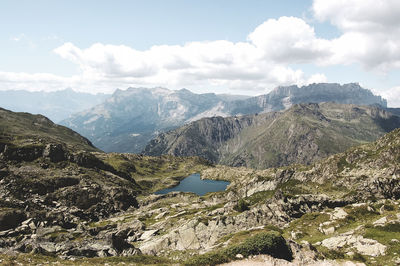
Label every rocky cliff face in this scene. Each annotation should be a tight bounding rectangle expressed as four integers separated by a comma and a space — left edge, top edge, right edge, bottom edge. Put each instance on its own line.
60, 83, 387, 153
227, 83, 387, 114
144, 103, 400, 169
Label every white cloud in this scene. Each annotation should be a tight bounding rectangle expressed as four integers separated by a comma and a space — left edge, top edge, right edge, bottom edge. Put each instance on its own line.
305, 73, 328, 85
248, 16, 331, 64
313, 0, 400, 32
51, 39, 320, 94
379, 86, 400, 107
312, 0, 400, 71
1, 0, 400, 106
10, 34, 26, 42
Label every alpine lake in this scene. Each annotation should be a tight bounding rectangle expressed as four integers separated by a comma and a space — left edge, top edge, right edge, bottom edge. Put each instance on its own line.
155, 173, 230, 196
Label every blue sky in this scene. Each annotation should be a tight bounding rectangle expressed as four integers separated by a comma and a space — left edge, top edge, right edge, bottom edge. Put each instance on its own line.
1, 0, 400, 106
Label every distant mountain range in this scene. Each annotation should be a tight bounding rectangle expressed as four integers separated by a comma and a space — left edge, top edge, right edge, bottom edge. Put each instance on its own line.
0, 89, 110, 122
60, 83, 388, 153
144, 102, 400, 169
60, 88, 250, 152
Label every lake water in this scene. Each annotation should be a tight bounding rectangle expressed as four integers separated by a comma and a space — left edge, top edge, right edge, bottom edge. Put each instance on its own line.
154, 173, 230, 196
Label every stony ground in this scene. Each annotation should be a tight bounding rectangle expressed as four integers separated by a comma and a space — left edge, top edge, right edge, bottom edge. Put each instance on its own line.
0, 107, 399, 265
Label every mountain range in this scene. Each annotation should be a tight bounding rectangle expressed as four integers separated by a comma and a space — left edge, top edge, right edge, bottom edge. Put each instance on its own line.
144, 102, 400, 169
0, 89, 110, 122
60, 83, 388, 153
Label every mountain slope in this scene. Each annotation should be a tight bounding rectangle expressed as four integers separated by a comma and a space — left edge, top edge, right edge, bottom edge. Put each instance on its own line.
0, 109, 209, 258
60, 87, 241, 153
1, 109, 400, 264
0, 107, 97, 153
60, 83, 387, 153
144, 103, 400, 169
0, 89, 110, 122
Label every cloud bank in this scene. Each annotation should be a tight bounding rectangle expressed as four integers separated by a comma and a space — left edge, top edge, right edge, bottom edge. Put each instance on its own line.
1, 0, 399, 105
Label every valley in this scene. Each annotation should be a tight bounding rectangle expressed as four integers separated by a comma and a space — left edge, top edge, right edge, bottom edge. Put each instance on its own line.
0, 106, 400, 265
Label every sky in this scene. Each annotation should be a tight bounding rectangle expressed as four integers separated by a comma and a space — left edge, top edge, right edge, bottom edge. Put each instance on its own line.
1, 0, 400, 107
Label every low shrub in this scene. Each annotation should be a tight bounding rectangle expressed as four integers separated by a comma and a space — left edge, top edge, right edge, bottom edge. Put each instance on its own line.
185, 231, 292, 266
233, 199, 249, 212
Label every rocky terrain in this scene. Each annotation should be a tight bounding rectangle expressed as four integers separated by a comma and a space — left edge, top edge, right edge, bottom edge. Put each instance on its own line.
144, 102, 400, 169
0, 108, 209, 262
0, 107, 399, 265
61, 83, 387, 153
0, 89, 110, 122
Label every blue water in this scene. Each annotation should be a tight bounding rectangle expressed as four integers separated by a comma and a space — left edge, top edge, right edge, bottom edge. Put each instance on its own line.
154, 173, 230, 196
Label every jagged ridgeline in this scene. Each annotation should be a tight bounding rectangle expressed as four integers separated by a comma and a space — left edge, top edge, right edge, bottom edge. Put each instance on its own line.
60, 83, 387, 153
144, 102, 400, 169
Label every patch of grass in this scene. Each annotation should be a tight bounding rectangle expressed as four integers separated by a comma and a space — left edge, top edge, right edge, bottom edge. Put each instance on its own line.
0, 253, 173, 265
277, 179, 309, 197
245, 190, 275, 206
364, 223, 400, 243
185, 231, 292, 266
351, 252, 367, 263
344, 205, 379, 223
283, 212, 330, 244
88, 220, 115, 228
363, 223, 400, 266
318, 246, 345, 260
204, 203, 224, 212
337, 156, 355, 172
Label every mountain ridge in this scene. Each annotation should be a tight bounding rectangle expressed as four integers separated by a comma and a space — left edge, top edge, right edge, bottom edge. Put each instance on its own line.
61, 83, 388, 153
143, 102, 400, 169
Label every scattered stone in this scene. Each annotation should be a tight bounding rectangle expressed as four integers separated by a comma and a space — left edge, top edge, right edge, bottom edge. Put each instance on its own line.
235, 254, 244, 259
322, 227, 335, 235
373, 216, 387, 227
322, 233, 386, 257
330, 207, 348, 220
155, 211, 168, 220
139, 229, 159, 241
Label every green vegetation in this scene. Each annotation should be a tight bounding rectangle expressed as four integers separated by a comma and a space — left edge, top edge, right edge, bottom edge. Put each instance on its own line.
233, 199, 249, 212
245, 190, 275, 205
98, 153, 211, 193
337, 156, 355, 172
147, 103, 399, 170
0, 108, 97, 151
363, 222, 400, 265
277, 179, 308, 197
185, 231, 292, 266
0, 253, 172, 265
